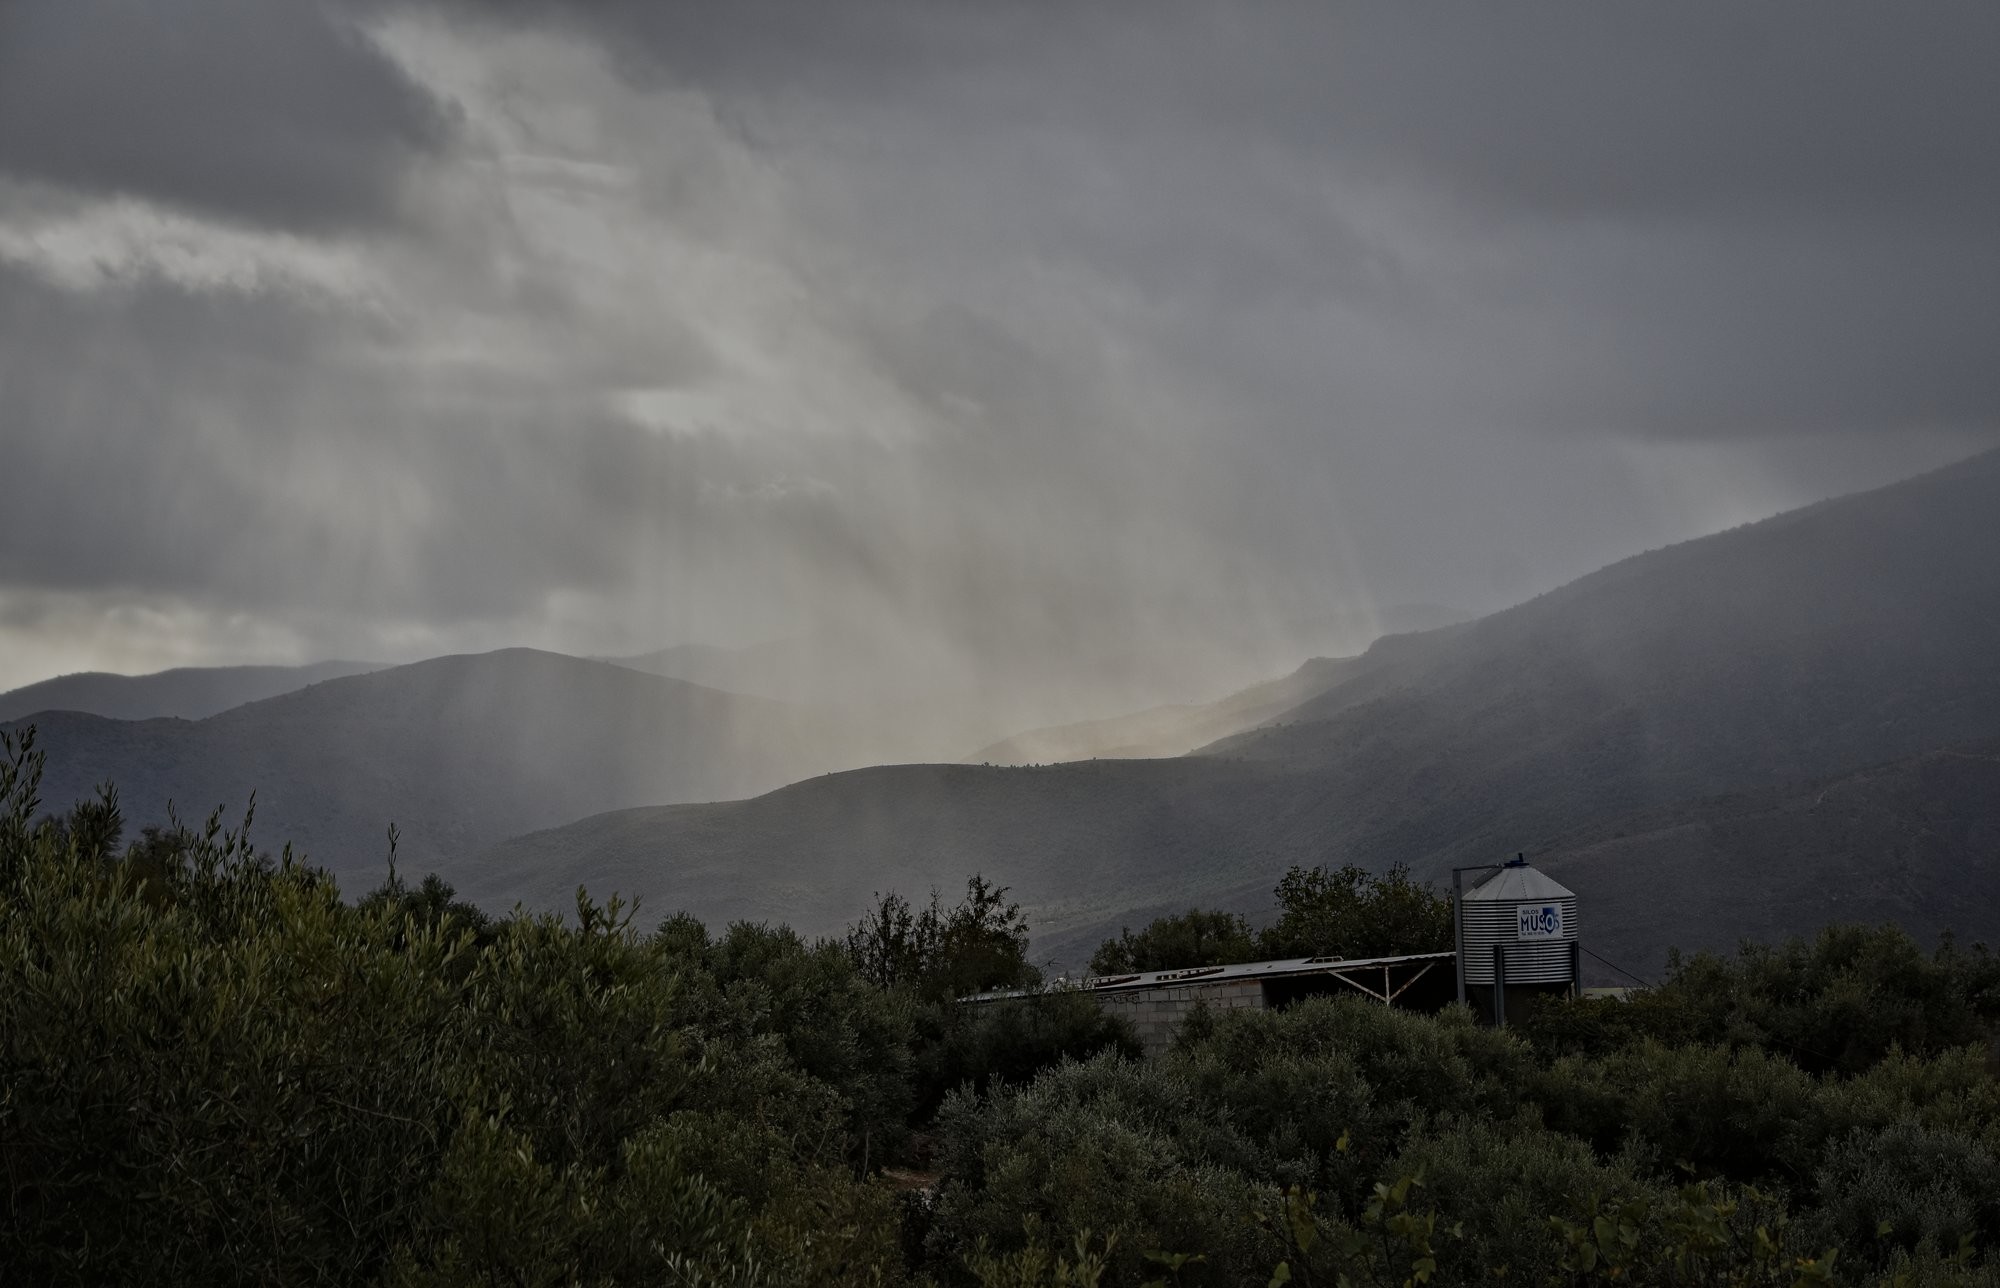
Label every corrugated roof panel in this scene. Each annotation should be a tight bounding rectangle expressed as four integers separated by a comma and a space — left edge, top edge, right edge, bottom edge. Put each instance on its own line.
961, 950, 1457, 1003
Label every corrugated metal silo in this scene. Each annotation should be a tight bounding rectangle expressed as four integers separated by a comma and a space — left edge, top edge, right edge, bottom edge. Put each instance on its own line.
1457, 859, 1578, 987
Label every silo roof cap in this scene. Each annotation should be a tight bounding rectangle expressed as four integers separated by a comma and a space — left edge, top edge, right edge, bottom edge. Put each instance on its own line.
1463, 863, 1574, 902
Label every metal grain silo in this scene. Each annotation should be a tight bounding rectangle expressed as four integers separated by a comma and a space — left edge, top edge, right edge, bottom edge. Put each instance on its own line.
1454, 856, 1579, 1022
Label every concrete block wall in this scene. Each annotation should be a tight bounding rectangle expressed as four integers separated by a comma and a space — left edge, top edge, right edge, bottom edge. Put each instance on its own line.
1093, 979, 1265, 1058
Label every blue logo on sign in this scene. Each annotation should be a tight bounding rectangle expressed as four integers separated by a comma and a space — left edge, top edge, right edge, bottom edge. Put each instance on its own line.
1517, 904, 1563, 939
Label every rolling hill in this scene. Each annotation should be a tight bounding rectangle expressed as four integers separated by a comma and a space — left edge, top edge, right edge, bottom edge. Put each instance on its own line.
0, 660, 386, 723
969, 655, 1373, 764
1193, 445, 2000, 871
462, 449, 2000, 970
1525, 740, 2000, 980
455, 757, 1309, 965
8, 649, 943, 888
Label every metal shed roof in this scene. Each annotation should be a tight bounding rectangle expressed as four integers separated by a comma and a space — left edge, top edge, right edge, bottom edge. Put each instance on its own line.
962, 950, 1456, 1003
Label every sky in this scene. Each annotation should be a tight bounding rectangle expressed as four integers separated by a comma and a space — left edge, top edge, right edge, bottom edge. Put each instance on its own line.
2, 1, 1996, 707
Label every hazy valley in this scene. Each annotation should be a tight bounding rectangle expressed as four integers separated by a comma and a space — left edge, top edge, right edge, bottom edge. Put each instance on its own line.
10, 451, 2000, 979
467, 449, 2000, 973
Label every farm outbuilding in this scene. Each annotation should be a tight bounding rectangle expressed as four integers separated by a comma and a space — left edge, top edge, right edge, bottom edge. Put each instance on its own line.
966, 951, 1457, 1058
964, 858, 1591, 1052
1454, 857, 1582, 1024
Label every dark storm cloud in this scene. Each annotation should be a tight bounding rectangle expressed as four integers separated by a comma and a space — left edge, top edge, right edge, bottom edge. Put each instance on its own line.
471, 0, 2000, 223
489, 0, 2000, 440
0, 258, 708, 620
3, 0, 1999, 693
0, 0, 449, 229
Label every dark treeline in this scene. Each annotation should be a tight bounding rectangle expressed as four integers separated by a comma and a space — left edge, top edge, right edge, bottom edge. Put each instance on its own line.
1088, 863, 1455, 974
5, 728, 2000, 1285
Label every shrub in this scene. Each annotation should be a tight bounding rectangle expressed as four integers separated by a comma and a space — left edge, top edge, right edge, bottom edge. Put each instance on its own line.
0, 730, 906, 1285
1088, 863, 1454, 981
1088, 909, 1259, 975
1650, 925, 2000, 1074
1810, 1120, 2000, 1268
927, 1054, 1274, 1286
1259, 862, 1453, 961
847, 875, 1040, 1002
914, 990, 1140, 1123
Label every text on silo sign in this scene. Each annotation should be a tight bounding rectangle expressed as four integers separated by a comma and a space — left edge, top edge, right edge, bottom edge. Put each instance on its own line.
1516, 903, 1563, 940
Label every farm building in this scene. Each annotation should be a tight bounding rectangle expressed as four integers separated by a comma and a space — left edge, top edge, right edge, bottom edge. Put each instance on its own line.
965, 858, 1588, 1055
966, 951, 1457, 1058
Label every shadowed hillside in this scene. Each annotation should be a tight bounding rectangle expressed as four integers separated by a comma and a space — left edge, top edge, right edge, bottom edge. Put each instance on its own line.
969, 655, 1373, 764
468, 450, 2000, 968
456, 757, 1317, 968
1526, 739, 2000, 980
960, 605, 1476, 765
0, 660, 385, 723
1196, 447, 2000, 871
7, 649, 943, 886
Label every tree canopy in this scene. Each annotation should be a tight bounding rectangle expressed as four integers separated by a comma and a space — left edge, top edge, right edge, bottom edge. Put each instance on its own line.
6, 726, 1999, 1285
1089, 862, 1453, 975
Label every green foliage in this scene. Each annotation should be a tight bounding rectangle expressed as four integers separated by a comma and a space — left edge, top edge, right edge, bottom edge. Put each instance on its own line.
358, 867, 496, 949
913, 990, 1140, 1122
925, 990, 2000, 1286
659, 916, 920, 1165
1654, 926, 2000, 1074
1520, 923, 2000, 1076
1090, 864, 1454, 980
9, 730, 2000, 1286
842, 875, 1130, 1130
1090, 908, 1260, 974
1809, 1120, 2000, 1268
1261, 862, 1454, 962
926, 1054, 1276, 1284
847, 875, 1041, 1002
0, 729, 909, 1284
964, 1222, 1118, 1288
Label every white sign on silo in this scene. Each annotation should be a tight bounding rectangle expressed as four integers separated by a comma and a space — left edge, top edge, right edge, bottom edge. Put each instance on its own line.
1516, 902, 1564, 939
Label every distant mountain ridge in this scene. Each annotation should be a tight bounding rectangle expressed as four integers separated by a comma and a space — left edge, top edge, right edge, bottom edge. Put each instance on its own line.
1195, 446, 2000, 866
970, 655, 1375, 764
604, 640, 806, 702
8, 649, 943, 888
619, 603, 1477, 765
1524, 739, 2000, 977
0, 660, 386, 724
466, 449, 2000, 973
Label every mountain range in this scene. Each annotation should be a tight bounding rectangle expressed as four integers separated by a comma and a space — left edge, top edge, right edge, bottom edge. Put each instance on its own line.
11, 451, 2000, 975
5, 650, 945, 887
0, 660, 385, 724
461, 450, 2000, 975
970, 655, 1365, 764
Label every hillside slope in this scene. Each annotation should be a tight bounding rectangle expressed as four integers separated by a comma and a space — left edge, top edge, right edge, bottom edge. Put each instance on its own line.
0, 660, 385, 723
1526, 740, 2000, 980
9, 649, 929, 886
1198, 446, 2000, 868
466, 449, 2000, 965
969, 655, 1376, 764
457, 757, 1313, 967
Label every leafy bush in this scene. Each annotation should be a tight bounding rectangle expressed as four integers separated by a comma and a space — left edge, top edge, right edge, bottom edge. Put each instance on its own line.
1623, 925, 2000, 1074
9, 727, 2000, 1285
0, 730, 906, 1284
1258, 861, 1454, 961
847, 875, 1041, 1002
1810, 1120, 2000, 1268
1088, 908, 1260, 974
913, 990, 1140, 1123
1089, 863, 1453, 979
926, 1054, 1276, 1285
